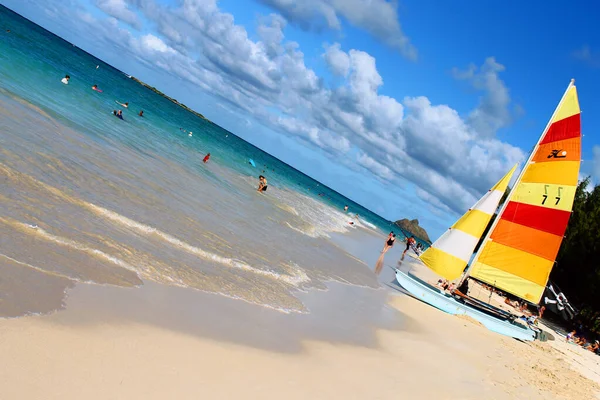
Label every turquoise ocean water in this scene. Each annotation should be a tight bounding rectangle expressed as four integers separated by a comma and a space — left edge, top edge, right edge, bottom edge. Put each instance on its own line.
0, 6, 422, 316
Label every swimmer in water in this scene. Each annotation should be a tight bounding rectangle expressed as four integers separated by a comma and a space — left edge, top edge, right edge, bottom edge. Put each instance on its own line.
344, 205, 349, 212
92, 84, 102, 92
61, 75, 70, 85
138, 110, 144, 117
113, 110, 124, 120
116, 101, 129, 108
203, 153, 210, 163
257, 175, 268, 193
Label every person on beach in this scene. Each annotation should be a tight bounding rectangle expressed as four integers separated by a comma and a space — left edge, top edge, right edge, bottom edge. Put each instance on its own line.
538, 305, 545, 319
203, 153, 210, 163
403, 236, 416, 257
257, 175, 268, 192
61, 75, 70, 84
381, 232, 396, 254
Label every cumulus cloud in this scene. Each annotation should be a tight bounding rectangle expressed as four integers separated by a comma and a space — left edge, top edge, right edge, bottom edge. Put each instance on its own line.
323, 43, 350, 77
17, 0, 526, 216
257, 0, 417, 60
95, 0, 141, 29
452, 57, 512, 138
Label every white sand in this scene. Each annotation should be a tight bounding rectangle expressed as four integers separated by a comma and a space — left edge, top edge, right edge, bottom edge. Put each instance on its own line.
0, 279, 599, 400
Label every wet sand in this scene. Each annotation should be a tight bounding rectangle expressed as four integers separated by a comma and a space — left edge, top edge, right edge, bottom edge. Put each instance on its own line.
1, 232, 599, 400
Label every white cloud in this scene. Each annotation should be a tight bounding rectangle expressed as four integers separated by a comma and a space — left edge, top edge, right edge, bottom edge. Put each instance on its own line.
453, 57, 512, 138
257, 0, 417, 60
95, 0, 141, 29
415, 188, 453, 215
20, 0, 527, 216
357, 153, 393, 180
137, 34, 175, 54
323, 43, 350, 77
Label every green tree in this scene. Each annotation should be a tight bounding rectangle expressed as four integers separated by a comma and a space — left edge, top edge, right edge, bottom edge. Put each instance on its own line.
553, 177, 600, 315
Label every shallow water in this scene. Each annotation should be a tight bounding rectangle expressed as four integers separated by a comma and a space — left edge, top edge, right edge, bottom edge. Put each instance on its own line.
0, 7, 398, 317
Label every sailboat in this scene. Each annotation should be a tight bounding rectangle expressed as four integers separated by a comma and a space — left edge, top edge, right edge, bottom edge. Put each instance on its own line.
395, 79, 581, 341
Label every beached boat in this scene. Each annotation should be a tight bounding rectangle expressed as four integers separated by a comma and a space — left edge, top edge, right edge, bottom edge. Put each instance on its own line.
396, 79, 582, 341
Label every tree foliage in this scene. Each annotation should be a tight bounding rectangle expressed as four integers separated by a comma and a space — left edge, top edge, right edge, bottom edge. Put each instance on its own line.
553, 178, 600, 313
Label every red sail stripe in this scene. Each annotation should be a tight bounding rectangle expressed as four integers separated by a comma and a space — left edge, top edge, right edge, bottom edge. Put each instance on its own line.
499, 201, 571, 237
540, 113, 581, 145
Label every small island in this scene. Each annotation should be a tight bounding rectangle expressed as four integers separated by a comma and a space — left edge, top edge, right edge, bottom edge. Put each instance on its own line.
130, 76, 210, 122
393, 218, 431, 243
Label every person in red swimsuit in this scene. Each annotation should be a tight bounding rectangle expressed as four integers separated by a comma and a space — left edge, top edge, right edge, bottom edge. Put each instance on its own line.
203, 153, 211, 163
403, 236, 416, 257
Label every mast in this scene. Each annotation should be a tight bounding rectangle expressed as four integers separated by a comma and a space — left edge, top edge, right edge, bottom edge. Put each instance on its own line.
462, 79, 576, 285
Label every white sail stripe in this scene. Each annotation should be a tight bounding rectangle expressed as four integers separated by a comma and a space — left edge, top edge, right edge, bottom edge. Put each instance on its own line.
432, 228, 480, 262
472, 189, 503, 215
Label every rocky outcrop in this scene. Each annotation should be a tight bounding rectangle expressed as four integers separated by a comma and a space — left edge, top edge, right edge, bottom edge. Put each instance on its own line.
393, 218, 431, 243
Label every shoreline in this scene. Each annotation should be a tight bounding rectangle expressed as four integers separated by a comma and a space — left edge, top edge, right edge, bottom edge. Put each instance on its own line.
1, 275, 599, 399
1, 230, 599, 399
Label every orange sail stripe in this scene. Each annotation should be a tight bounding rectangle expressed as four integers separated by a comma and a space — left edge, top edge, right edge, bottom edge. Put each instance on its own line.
540, 113, 580, 144
532, 137, 581, 163
476, 242, 553, 287
490, 219, 563, 261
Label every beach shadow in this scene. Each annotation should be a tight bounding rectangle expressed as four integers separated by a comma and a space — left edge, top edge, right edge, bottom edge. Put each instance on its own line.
44, 279, 409, 355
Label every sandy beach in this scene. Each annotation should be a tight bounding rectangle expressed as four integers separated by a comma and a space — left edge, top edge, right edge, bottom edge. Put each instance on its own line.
1, 8, 600, 399
1, 247, 599, 400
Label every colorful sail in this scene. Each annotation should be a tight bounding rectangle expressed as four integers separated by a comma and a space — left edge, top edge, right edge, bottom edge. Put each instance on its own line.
420, 165, 517, 281
469, 80, 581, 303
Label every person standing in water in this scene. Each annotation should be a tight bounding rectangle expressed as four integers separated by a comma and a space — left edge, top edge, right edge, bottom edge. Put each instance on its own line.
61, 75, 70, 84
344, 205, 349, 212
203, 153, 211, 163
138, 110, 144, 117
257, 175, 268, 192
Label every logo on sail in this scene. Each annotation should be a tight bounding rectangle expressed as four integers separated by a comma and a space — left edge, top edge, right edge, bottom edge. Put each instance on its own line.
548, 149, 567, 158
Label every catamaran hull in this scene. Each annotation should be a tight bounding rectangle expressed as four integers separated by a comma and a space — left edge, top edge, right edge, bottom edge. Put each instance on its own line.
395, 270, 536, 341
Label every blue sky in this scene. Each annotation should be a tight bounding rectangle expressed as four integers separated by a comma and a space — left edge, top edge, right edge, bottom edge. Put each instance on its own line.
2, 0, 599, 239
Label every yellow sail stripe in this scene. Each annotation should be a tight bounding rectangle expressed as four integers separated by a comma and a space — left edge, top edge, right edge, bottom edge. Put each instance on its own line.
419, 247, 466, 281
510, 182, 577, 212
551, 85, 580, 123
521, 161, 579, 186
467, 261, 545, 302
451, 209, 492, 238
472, 241, 553, 287
491, 164, 517, 191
